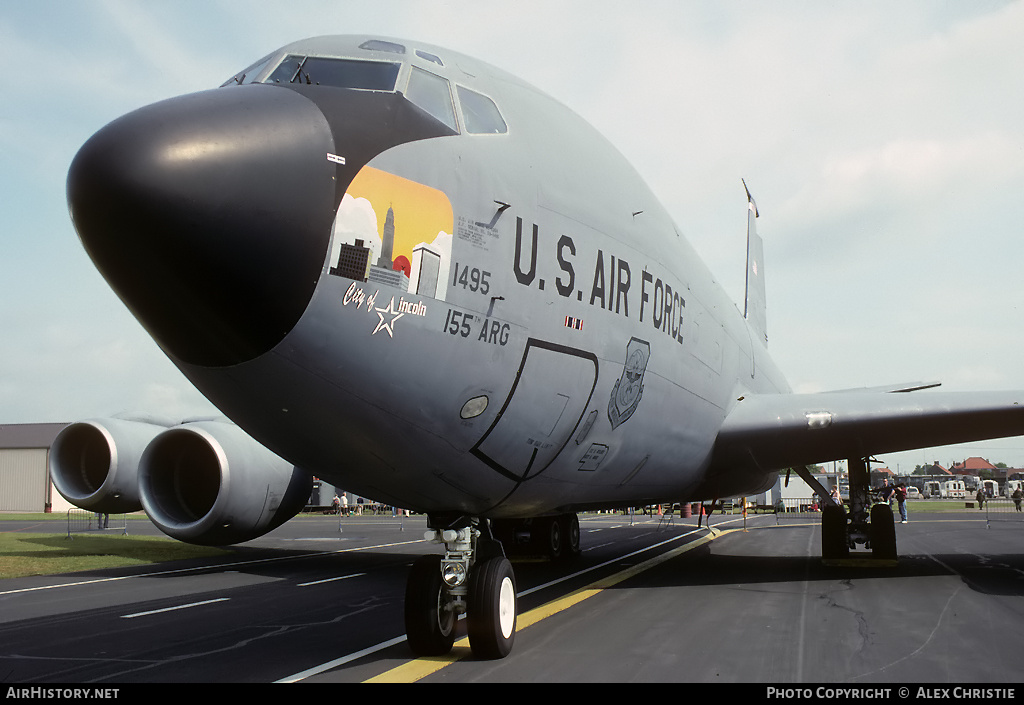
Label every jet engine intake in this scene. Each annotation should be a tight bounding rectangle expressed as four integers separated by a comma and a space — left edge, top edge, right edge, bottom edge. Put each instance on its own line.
49, 417, 168, 514
139, 420, 311, 545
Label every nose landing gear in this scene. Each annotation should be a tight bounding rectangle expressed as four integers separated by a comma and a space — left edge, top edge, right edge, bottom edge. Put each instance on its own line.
404, 515, 517, 659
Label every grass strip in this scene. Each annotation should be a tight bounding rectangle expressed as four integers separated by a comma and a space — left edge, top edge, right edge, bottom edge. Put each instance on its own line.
0, 532, 229, 580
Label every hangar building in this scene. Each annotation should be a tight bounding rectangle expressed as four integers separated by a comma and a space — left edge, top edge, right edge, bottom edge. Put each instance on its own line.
0, 423, 73, 513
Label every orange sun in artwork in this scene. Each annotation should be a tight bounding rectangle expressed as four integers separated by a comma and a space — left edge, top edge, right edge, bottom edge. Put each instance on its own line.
393, 255, 411, 276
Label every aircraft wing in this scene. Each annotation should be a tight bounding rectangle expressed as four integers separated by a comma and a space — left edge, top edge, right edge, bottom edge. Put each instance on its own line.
710, 390, 1024, 473
825, 381, 941, 394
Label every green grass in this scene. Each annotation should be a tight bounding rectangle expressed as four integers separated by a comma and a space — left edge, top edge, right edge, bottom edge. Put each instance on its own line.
0, 532, 230, 580
0, 512, 152, 522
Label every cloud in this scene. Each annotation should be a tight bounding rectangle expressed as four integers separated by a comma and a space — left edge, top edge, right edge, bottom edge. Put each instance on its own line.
331, 193, 383, 265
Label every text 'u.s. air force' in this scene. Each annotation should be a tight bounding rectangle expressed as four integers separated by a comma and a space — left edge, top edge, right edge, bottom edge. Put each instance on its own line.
512, 217, 684, 344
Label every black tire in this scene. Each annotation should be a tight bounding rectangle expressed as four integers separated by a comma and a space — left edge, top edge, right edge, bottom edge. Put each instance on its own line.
821, 503, 849, 560
870, 503, 897, 560
404, 555, 456, 656
542, 517, 562, 560
467, 556, 517, 659
560, 513, 581, 559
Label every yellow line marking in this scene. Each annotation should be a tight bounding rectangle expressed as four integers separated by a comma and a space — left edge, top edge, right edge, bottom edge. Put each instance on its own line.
365, 641, 474, 683
366, 527, 736, 683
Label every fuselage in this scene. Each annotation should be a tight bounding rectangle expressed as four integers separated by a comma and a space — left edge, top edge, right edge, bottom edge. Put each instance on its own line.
67, 35, 789, 518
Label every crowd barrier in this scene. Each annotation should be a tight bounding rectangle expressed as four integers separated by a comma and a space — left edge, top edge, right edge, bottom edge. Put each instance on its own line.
769, 498, 827, 522
976, 497, 1024, 526
66, 509, 128, 538
766, 497, 1024, 527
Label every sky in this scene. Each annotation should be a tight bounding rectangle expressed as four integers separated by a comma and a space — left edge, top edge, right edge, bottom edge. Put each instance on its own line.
2, 0, 1023, 473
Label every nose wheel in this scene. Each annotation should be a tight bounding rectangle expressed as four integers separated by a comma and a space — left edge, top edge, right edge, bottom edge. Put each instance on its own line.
404, 555, 457, 656
405, 516, 518, 659
467, 556, 517, 658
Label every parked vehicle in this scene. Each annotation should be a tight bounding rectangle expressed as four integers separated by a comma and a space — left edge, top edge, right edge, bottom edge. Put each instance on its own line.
981, 479, 1000, 498
924, 480, 967, 498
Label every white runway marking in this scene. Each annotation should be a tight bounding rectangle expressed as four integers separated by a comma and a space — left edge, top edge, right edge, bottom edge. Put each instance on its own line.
121, 598, 230, 619
298, 573, 365, 586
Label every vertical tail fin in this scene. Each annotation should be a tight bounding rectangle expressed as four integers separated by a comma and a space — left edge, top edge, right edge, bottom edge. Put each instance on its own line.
742, 180, 768, 346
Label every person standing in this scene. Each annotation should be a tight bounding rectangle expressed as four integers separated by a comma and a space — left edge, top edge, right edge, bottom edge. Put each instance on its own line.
894, 483, 908, 524
878, 477, 895, 507
1012, 487, 1022, 512
975, 487, 985, 511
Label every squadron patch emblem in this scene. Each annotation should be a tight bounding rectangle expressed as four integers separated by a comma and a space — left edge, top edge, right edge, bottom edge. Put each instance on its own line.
608, 337, 650, 430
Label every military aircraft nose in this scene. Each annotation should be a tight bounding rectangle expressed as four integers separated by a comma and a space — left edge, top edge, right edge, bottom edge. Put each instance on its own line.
67, 85, 337, 367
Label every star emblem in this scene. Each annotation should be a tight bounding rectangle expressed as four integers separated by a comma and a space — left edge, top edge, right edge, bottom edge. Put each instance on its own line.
372, 297, 404, 337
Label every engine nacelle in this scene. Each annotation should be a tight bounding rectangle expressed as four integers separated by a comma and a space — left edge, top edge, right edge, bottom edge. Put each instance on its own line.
49, 417, 168, 513
139, 420, 311, 545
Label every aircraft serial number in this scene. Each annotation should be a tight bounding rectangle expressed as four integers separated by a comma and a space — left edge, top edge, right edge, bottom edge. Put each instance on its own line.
452, 262, 492, 295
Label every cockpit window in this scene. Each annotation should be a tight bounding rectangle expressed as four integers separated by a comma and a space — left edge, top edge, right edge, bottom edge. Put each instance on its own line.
406, 66, 458, 132
457, 86, 508, 134
221, 54, 274, 87
359, 40, 406, 55
264, 55, 401, 91
415, 50, 444, 66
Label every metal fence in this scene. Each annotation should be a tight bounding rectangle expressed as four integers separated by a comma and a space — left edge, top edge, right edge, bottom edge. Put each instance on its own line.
764, 497, 1024, 526
66, 509, 128, 538
977, 497, 1024, 526
329, 507, 415, 533
765, 498, 831, 522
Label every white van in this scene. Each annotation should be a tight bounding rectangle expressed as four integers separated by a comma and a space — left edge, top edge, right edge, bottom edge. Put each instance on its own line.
941, 480, 967, 498
981, 479, 1000, 498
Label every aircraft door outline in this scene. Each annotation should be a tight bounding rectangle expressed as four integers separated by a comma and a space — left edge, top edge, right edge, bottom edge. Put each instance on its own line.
471, 339, 598, 483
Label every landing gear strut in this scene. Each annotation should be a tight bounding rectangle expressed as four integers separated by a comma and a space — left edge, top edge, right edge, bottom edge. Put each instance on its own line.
404, 515, 517, 659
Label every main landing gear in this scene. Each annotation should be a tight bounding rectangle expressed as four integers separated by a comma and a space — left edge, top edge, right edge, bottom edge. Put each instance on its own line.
821, 457, 897, 562
404, 514, 517, 659
490, 514, 581, 561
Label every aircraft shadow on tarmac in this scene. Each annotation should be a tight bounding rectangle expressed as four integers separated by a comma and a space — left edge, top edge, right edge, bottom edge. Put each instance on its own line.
612, 541, 1024, 598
